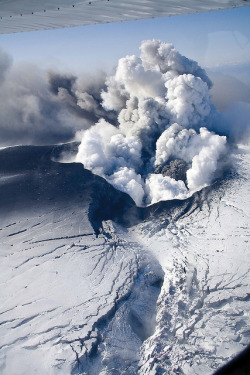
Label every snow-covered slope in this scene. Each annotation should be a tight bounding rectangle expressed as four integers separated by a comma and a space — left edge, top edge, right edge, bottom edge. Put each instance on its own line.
0, 143, 249, 374
134, 144, 250, 374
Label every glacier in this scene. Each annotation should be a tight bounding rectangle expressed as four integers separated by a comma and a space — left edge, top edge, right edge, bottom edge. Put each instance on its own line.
0, 141, 249, 374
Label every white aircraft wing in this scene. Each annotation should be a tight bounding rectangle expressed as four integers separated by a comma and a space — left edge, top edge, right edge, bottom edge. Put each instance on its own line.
0, 0, 249, 34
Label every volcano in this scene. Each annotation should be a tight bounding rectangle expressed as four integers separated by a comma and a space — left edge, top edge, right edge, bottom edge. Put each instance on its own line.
0, 142, 249, 374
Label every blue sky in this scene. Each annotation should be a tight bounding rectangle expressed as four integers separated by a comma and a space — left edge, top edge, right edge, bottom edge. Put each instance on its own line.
0, 6, 250, 74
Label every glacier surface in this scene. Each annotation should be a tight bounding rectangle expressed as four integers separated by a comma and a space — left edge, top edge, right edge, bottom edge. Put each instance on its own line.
0, 142, 249, 374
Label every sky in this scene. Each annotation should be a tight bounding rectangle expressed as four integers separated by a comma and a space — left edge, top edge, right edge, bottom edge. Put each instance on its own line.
0, 6, 250, 75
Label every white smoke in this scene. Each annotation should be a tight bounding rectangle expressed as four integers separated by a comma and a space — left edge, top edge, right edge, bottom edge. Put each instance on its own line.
107, 168, 145, 207
75, 39, 228, 206
155, 125, 227, 190
76, 119, 142, 175
145, 174, 188, 205
165, 74, 212, 128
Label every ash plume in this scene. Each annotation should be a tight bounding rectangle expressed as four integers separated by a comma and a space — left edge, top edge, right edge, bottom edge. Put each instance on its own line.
1, 40, 249, 206
47, 71, 116, 124
75, 40, 228, 206
0, 55, 114, 146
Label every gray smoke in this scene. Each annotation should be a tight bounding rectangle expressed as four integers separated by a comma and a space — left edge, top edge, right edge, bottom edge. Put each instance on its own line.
0, 48, 12, 84
47, 71, 116, 124
0, 52, 114, 146
208, 71, 250, 142
155, 159, 188, 183
209, 71, 250, 112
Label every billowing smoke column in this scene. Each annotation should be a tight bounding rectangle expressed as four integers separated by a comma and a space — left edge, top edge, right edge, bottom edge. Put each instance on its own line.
75, 39, 227, 206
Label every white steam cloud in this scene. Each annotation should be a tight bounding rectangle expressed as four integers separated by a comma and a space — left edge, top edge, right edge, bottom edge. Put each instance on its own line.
2, 40, 247, 206
75, 39, 228, 206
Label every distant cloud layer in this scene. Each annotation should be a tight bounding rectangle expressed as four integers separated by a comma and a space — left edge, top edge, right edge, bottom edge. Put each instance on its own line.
0, 40, 249, 206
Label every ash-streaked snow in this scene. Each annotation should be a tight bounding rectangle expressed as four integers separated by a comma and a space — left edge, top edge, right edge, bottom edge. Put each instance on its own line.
0, 141, 249, 374
135, 143, 250, 374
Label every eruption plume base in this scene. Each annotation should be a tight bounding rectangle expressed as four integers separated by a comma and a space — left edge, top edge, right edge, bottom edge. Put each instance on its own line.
75, 40, 227, 206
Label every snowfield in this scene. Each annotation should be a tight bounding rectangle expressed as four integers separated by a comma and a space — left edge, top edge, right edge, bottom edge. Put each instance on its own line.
135, 144, 250, 374
0, 142, 249, 374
